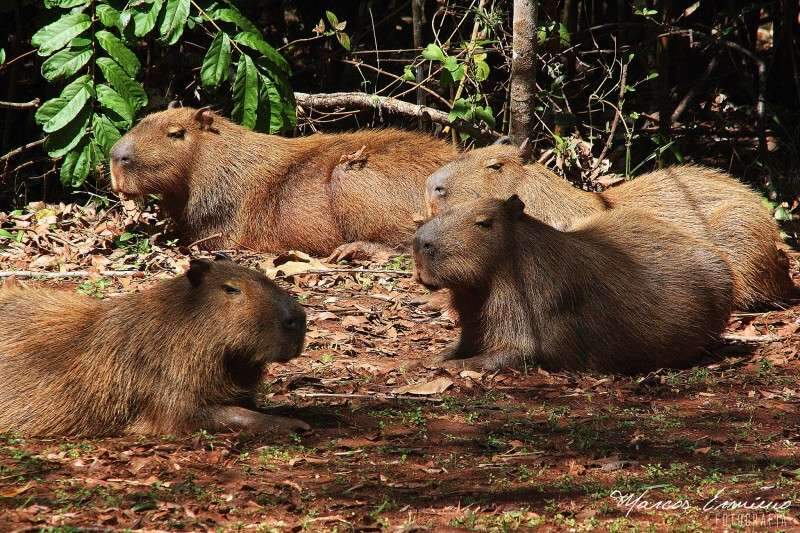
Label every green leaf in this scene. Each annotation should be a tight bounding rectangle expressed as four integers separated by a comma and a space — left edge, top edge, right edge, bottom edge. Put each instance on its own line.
422, 43, 445, 62
44, 0, 89, 8
474, 59, 490, 81
209, 7, 260, 35
336, 32, 351, 51
231, 55, 259, 129
258, 74, 284, 133
32, 13, 92, 57
96, 84, 134, 128
132, 0, 163, 37
200, 31, 232, 89
35, 99, 63, 127
474, 104, 495, 127
0, 229, 13, 239
774, 206, 792, 222
557, 23, 571, 45
97, 56, 148, 112
402, 64, 416, 81
160, 0, 191, 45
35, 75, 93, 127
234, 32, 290, 75
92, 114, 122, 155
44, 105, 91, 157
96, 30, 140, 77
97, 4, 121, 28
42, 87, 91, 133
443, 56, 464, 81
62, 74, 94, 99
41, 43, 92, 81
0, 49, 5, 65
60, 140, 94, 187
447, 98, 471, 123
325, 10, 339, 28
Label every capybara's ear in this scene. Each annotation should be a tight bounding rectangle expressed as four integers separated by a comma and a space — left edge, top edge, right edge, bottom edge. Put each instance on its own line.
505, 194, 526, 219
493, 136, 512, 145
518, 138, 533, 163
186, 259, 213, 287
212, 251, 232, 262
193, 107, 214, 130
167, 100, 182, 109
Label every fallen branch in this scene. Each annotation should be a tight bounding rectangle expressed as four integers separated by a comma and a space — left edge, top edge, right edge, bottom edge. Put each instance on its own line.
294, 91, 500, 141
721, 333, 786, 343
292, 391, 442, 402
0, 270, 144, 280
304, 268, 413, 276
0, 98, 40, 110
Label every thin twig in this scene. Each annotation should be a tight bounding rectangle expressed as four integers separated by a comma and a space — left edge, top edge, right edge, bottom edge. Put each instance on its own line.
341, 59, 451, 107
0, 270, 144, 280
0, 49, 36, 71
671, 55, 718, 124
0, 98, 40, 110
277, 34, 326, 51
0, 138, 46, 163
292, 392, 442, 402
188, 232, 223, 249
591, 62, 627, 175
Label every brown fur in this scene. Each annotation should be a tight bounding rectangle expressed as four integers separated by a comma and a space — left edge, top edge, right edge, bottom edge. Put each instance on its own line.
425, 144, 794, 309
0, 259, 308, 437
413, 196, 734, 373
110, 108, 457, 256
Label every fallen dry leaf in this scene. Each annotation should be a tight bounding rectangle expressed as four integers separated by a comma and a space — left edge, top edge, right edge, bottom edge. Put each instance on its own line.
392, 377, 453, 395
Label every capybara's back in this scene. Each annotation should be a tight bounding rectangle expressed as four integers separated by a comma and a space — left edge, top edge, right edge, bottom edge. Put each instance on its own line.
555, 208, 733, 372
0, 259, 308, 437
0, 290, 103, 435
425, 143, 793, 308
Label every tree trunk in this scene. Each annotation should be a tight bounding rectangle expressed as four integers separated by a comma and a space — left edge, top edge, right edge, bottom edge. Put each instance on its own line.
509, 0, 538, 144
412, 0, 426, 129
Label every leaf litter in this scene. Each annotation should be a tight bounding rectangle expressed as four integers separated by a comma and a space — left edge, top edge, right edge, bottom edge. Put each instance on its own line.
0, 201, 799, 530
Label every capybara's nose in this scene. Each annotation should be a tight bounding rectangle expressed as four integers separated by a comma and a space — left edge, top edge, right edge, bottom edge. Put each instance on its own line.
110, 138, 133, 165
413, 228, 436, 257
282, 304, 306, 333
427, 169, 448, 197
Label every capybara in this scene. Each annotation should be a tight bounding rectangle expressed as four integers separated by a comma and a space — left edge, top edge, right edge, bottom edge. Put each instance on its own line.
425, 141, 794, 309
413, 196, 733, 373
0, 258, 309, 437
109, 107, 457, 258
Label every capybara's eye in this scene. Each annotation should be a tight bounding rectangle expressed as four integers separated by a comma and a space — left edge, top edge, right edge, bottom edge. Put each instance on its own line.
487, 162, 503, 170
167, 127, 185, 139
475, 217, 493, 229
434, 186, 446, 196
222, 284, 241, 294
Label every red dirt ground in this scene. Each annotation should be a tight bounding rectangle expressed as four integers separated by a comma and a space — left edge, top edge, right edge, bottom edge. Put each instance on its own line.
0, 203, 798, 531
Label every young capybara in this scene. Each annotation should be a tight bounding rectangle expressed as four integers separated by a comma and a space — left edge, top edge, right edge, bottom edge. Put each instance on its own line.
109, 106, 457, 259
425, 141, 794, 309
0, 258, 309, 437
413, 196, 733, 373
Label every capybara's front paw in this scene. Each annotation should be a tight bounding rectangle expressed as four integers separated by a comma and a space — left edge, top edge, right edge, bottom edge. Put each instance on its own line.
326, 241, 394, 263
419, 290, 451, 313
440, 356, 489, 371
266, 415, 312, 435
440, 352, 518, 371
